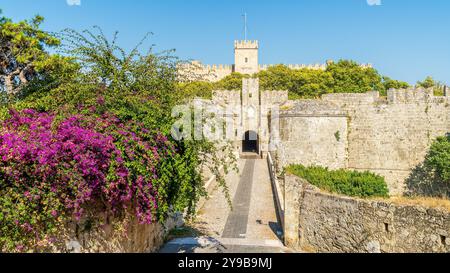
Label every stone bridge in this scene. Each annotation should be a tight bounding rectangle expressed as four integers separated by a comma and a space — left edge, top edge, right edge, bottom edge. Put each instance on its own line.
160, 156, 291, 253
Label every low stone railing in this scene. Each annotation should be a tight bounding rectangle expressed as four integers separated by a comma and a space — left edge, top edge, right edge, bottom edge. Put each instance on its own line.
267, 152, 285, 230
196, 166, 225, 214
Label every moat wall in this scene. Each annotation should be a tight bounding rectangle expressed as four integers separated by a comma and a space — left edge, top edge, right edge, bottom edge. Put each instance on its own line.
284, 174, 450, 253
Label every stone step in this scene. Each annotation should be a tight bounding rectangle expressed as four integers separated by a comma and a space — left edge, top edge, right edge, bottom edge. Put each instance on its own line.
159, 236, 292, 253
240, 153, 262, 159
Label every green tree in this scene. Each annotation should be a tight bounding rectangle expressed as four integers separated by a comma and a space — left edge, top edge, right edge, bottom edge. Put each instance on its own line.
214, 72, 249, 90
258, 65, 294, 91
416, 76, 447, 96
407, 134, 450, 198
257, 65, 334, 98
424, 135, 450, 183
382, 76, 410, 90
417, 76, 436, 89
326, 60, 384, 94
177, 81, 214, 99
290, 68, 334, 98
0, 13, 75, 96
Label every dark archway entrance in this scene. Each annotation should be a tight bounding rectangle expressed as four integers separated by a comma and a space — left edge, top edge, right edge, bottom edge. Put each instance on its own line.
242, 130, 259, 154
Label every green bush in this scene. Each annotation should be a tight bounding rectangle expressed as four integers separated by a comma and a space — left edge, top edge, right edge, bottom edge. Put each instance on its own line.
286, 165, 389, 198
424, 134, 450, 183
406, 135, 450, 198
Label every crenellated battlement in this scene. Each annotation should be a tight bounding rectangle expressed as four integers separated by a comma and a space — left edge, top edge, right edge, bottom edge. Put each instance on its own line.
259, 63, 328, 71
322, 87, 450, 107
205, 64, 233, 71
178, 60, 233, 81
387, 87, 435, 104
234, 40, 259, 49
259, 62, 373, 71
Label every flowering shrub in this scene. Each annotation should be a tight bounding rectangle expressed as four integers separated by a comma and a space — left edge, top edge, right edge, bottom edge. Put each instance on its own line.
0, 108, 175, 252
0, 25, 237, 253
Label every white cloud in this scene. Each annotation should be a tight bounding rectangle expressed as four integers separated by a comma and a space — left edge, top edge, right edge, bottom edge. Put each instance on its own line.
67, 0, 81, 6
367, 0, 382, 6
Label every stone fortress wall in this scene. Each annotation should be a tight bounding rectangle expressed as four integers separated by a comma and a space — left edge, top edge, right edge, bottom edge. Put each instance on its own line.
326, 89, 450, 195
275, 88, 450, 195
275, 100, 349, 171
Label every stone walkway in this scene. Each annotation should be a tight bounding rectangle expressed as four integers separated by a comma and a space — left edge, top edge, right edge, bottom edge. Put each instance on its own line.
222, 159, 255, 239
159, 158, 291, 253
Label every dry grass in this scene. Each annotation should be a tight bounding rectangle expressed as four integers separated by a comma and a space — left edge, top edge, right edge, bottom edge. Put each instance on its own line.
379, 196, 450, 212
290, 174, 450, 211
311, 184, 450, 212
280, 105, 293, 111
300, 244, 317, 253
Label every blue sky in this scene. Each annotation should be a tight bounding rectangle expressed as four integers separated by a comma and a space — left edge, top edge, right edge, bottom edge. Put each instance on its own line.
1, 0, 449, 84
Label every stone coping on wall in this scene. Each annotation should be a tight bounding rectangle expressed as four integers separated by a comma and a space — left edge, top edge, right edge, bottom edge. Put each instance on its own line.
283, 173, 450, 253
279, 100, 347, 117
267, 152, 285, 231
322, 89, 450, 106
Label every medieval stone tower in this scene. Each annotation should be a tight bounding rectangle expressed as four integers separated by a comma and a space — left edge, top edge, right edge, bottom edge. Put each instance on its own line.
234, 40, 259, 74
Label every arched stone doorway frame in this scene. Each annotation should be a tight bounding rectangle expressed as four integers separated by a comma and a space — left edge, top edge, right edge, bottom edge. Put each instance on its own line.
242, 130, 260, 154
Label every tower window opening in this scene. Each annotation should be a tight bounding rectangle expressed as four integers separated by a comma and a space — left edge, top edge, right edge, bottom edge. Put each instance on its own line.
245, 57, 248, 63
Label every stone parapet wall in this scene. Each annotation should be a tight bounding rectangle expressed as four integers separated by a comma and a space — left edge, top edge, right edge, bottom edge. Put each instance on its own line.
59, 210, 182, 253
277, 115, 348, 171
322, 91, 380, 105
387, 87, 434, 104
177, 61, 233, 82
212, 90, 241, 105
261, 90, 289, 107
284, 174, 450, 253
342, 91, 449, 195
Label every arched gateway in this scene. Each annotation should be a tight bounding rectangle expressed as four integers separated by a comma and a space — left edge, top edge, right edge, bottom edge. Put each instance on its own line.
242, 130, 259, 154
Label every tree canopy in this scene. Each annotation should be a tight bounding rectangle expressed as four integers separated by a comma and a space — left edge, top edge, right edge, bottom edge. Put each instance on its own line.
179, 60, 412, 99
417, 76, 436, 89
424, 135, 450, 183
0, 13, 75, 97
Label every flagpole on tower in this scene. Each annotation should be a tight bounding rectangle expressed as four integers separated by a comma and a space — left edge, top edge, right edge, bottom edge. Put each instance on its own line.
243, 12, 248, 41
